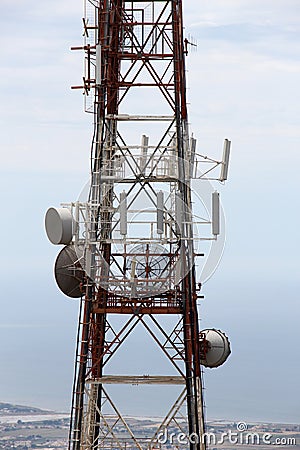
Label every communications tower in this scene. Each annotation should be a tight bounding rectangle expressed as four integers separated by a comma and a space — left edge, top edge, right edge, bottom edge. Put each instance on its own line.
45, 1, 231, 449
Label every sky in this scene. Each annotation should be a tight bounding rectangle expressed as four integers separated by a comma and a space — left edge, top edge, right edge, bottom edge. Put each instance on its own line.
0, 0, 299, 424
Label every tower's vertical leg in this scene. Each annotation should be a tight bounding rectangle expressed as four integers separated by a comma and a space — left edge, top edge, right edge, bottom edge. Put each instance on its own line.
172, 2, 206, 446
70, 289, 92, 450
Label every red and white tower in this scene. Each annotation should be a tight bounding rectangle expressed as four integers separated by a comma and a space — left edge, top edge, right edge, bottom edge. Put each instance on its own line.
45, 1, 231, 449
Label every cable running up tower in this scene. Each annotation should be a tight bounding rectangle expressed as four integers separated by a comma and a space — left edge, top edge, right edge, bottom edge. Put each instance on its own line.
45, 1, 231, 449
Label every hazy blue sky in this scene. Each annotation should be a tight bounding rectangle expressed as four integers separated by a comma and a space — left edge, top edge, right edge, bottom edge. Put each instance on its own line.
0, 0, 299, 424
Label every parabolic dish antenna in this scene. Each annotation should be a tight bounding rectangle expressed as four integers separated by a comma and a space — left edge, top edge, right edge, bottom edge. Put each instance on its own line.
54, 245, 84, 298
126, 243, 171, 297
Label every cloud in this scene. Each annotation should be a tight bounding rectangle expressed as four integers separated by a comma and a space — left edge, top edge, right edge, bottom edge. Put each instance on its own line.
185, 0, 300, 28
0, 4, 89, 173
190, 22, 299, 44
185, 0, 300, 64
0, 324, 51, 329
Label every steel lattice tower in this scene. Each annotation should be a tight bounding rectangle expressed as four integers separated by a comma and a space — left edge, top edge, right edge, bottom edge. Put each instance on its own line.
45, 1, 231, 449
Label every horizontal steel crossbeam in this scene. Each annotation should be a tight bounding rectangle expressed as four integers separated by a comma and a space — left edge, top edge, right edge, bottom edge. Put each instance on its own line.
88, 375, 185, 385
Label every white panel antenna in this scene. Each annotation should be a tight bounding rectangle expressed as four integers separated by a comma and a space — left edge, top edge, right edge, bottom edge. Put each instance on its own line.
212, 191, 220, 236
157, 191, 164, 235
175, 193, 182, 235
96, 44, 101, 85
190, 136, 197, 176
220, 138, 231, 182
119, 191, 127, 236
140, 134, 149, 175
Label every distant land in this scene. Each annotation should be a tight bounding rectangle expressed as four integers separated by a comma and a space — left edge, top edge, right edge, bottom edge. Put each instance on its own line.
0, 402, 54, 415
0, 403, 69, 449
0, 402, 299, 450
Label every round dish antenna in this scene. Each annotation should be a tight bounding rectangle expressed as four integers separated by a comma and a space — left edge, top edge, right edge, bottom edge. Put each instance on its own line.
45, 207, 73, 245
127, 243, 170, 297
54, 245, 84, 298
200, 328, 231, 368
